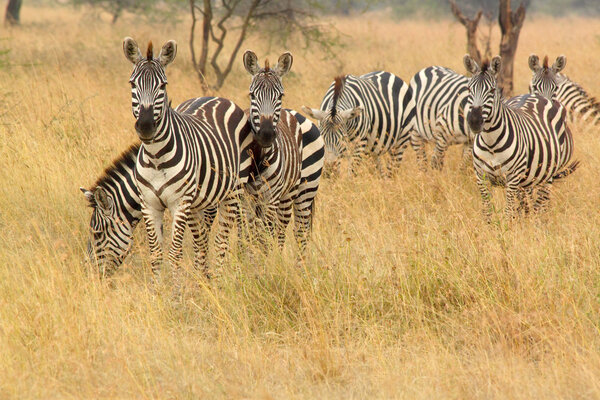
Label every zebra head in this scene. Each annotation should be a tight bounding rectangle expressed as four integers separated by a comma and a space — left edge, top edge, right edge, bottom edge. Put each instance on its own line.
528, 54, 567, 101
302, 76, 363, 164
123, 37, 177, 142
243, 50, 293, 147
464, 55, 502, 134
80, 187, 134, 276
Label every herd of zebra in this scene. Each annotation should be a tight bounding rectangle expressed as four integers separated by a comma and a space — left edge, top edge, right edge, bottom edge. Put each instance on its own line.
80, 36, 599, 279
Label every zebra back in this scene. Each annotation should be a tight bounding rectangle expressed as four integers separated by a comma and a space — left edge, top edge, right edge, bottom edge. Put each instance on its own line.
312, 71, 414, 160
410, 66, 470, 141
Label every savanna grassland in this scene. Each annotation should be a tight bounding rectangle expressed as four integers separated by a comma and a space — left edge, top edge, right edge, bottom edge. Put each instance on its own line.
1, 5, 600, 398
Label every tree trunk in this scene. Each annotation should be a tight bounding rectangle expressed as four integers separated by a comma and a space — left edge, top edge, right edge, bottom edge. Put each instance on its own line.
498, 0, 526, 97
449, 0, 483, 64
5, 0, 22, 26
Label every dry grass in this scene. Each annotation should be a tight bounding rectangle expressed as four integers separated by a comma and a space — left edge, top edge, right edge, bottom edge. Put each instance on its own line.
1, 5, 600, 398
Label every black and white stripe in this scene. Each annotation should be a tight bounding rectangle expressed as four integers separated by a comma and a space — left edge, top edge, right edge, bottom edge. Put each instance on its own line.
81, 108, 323, 272
302, 71, 414, 175
409, 66, 472, 170
123, 38, 252, 279
465, 54, 577, 220
528, 54, 599, 125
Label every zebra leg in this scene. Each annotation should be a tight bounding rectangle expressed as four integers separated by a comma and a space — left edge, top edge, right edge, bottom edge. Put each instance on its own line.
141, 205, 164, 278
533, 183, 552, 214
349, 139, 368, 175
212, 195, 239, 278
431, 136, 449, 171
276, 196, 294, 249
189, 207, 217, 274
167, 200, 193, 287
504, 183, 521, 220
515, 188, 529, 216
460, 143, 474, 170
375, 156, 392, 178
409, 132, 428, 172
293, 196, 314, 262
476, 175, 493, 222
389, 140, 410, 172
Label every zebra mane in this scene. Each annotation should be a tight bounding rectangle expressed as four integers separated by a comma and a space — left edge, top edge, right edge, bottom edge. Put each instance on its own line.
331, 75, 345, 118
481, 59, 490, 73
264, 58, 270, 72
146, 42, 153, 61
92, 143, 141, 190
543, 55, 549, 69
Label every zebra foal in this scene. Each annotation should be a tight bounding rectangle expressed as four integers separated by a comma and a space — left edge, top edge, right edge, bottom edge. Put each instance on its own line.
464, 54, 578, 220
123, 38, 252, 279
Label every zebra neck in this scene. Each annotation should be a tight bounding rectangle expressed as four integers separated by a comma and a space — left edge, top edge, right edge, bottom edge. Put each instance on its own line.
478, 97, 507, 146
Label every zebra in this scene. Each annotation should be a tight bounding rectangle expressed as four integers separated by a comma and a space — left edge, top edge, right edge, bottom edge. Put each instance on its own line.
123, 37, 253, 280
464, 54, 578, 220
302, 71, 414, 175
81, 108, 323, 273
408, 66, 472, 170
528, 54, 600, 125
242, 50, 323, 254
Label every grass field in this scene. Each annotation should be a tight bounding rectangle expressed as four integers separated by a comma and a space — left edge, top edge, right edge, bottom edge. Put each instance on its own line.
1, 5, 600, 398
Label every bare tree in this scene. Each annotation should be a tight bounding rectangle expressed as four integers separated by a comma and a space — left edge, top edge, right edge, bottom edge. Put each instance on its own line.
5, 0, 22, 25
450, 0, 528, 96
498, 0, 527, 96
449, 0, 483, 64
189, 0, 339, 92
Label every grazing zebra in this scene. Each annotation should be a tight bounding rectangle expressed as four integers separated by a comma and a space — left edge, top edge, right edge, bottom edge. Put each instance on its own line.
80, 144, 142, 276
302, 71, 414, 175
529, 54, 600, 125
464, 54, 578, 220
242, 50, 323, 254
123, 37, 253, 279
81, 108, 323, 273
408, 66, 472, 170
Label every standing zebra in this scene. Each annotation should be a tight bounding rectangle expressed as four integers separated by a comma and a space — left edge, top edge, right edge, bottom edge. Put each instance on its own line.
242, 50, 323, 254
464, 54, 578, 220
123, 37, 253, 279
408, 66, 472, 170
302, 71, 414, 175
529, 54, 600, 125
81, 109, 323, 273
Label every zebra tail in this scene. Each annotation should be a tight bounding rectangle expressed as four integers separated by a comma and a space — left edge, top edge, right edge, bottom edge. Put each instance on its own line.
552, 160, 580, 181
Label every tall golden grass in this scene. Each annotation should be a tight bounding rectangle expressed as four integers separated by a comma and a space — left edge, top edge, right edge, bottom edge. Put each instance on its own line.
0, 5, 600, 398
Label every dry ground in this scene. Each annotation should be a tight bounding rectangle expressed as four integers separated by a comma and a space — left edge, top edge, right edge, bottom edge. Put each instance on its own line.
1, 5, 600, 399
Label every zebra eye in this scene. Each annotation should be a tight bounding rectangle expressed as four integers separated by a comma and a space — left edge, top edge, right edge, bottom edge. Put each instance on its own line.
249, 93, 255, 100
160, 83, 167, 90
130, 82, 136, 89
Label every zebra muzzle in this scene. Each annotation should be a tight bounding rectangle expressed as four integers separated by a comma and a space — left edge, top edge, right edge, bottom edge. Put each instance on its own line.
255, 117, 277, 147
135, 105, 156, 139
467, 106, 483, 133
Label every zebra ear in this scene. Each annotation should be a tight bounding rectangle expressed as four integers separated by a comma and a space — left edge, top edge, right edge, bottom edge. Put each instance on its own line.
274, 52, 293, 77
463, 54, 480, 75
94, 188, 112, 212
158, 40, 177, 67
80, 187, 94, 204
528, 54, 541, 72
490, 56, 502, 76
552, 55, 566, 74
301, 106, 326, 121
340, 106, 363, 121
243, 50, 260, 75
123, 37, 142, 64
